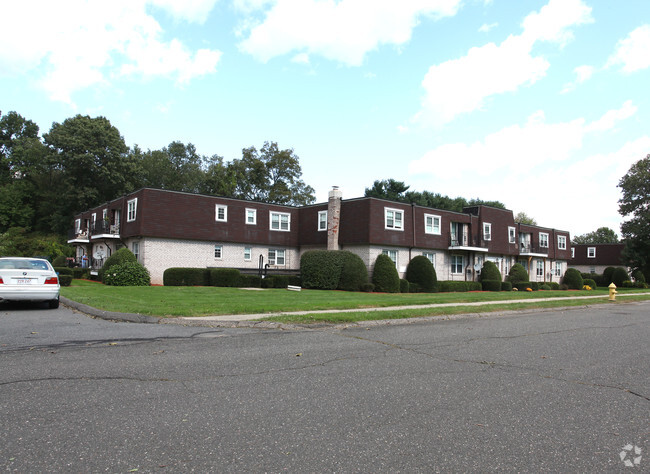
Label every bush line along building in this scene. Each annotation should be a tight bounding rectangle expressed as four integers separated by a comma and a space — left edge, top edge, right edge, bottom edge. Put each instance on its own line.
68, 187, 573, 285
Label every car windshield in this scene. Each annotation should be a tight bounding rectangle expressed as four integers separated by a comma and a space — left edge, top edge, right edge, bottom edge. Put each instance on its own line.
0, 259, 50, 270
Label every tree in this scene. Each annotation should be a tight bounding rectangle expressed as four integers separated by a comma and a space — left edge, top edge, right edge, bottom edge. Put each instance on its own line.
618, 154, 650, 279
365, 179, 410, 201
514, 212, 537, 225
572, 227, 619, 245
232, 141, 315, 206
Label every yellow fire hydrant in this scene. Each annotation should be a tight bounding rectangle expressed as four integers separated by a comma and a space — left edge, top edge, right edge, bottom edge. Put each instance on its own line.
608, 282, 617, 301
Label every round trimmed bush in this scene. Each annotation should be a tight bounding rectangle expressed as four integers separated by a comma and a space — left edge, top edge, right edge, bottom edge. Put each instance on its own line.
100, 248, 137, 283
612, 267, 629, 287
481, 280, 501, 292
507, 263, 528, 283
400, 279, 410, 293
562, 268, 583, 290
583, 278, 597, 290
300, 250, 342, 290
338, 251, 369, 291
501, 281, 513, 291
632, 269, 646, 284
405, 255, 437, 292
603, 266, 616, 285
53, 255, 67, 267
103, 261, 150, 286
480, 261, 502, 282
58, 275, 73, 287
372, 254, 400, 293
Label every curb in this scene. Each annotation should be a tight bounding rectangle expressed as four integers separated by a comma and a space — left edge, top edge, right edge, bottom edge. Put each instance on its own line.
61, 297, 161, 324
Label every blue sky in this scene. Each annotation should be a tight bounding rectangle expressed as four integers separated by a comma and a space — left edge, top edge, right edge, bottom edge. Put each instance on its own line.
2, 0, 649, 237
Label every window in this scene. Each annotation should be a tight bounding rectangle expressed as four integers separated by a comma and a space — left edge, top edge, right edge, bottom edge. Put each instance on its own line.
268, 249, 285, 265
132, 241, 140, 261
571, 248, 575, 258
215, 205, 228, 222
423, 252, 436, 267
382, 249, 397, 265
539, 232, 549, 248
127, 198, 137, 222
102, 209, 108, 221
508, 227, 516, 244
270, 211, 290, 231
536, 260, 543, 277
92, 213, 97, 226
424, 214, 441, 234
245, 209, 256, 225
75, 219, 81, 234
587, 247, 596, 258
558, 235, 567, 250
589, 266, 596, 273
244, 247, 251, 261
451, 255, 463, 274
385, 208, 404, 231
555, 262, 562, 277
318, 211, 327, 231
483, 223, 492, 241
214, 245, 223, 259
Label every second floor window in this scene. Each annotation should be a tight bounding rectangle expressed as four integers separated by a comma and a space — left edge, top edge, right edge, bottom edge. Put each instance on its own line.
588, 247, 596, 258
508, 227, 516, 244
483, 223, 492, 241
385, 208, 403, 230
558, 235, 567, 250
424, 214, 441, 234
318, 211, 327, 231
127, 199, 137, 222
270, 212, 290, 231
246, 209, 256, 225
539, 233, 549, 248
215, 205, 228, 222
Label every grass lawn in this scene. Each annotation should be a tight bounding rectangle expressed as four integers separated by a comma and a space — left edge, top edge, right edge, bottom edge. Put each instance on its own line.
61, 280, 650, 321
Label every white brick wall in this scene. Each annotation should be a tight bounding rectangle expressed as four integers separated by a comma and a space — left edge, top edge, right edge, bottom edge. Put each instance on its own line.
131, 237, 300, 285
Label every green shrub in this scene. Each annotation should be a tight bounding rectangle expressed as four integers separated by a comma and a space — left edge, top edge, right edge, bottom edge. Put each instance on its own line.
163, 267, 210, 286
562, 268, 583, 290
72, 268, 90, 279
100, 248, 137, 283
272, 275, 290, 288
481, 280, 501, 292
240, 274, 262, 288
612, 267, 629, 287
480, 261, 502, 282
437, 281, 482, 292
54, 267, 73, 276
372, 254, 400, 293
338, 252, 369, 291
530, 282, 540, 291
58, 275, 72, 287
53, 255, 67, 267
405, 256, 437, 292
583, 278, 597, 290
632, 269, 646, 284
210, 268, 242, 287
540, 284, 551, 290
603, 266, 616, 285
514, 282, 533, 291
261, 276, 275, 288
621, 280, 634, 288
501, 281, 513, 291
547, 282, 560, 290
360, 283, 375, 292
507, 263, 529, 284
409, 282, 421, 293
103, 261, 150, 286
300, 250, 342, 290
400, 279, 410, 293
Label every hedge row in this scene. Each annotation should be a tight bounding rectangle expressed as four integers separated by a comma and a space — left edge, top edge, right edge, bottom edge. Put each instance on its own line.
162, 267, 300, 288
437, 281, 482, 292
301, 250, 368, 291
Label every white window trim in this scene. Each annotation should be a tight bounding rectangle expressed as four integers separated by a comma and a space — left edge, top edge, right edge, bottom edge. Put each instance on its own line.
215, 205, 228, 222
318, 210, 327, 231
245, 208, 257, 225
127, 198, 137, 222
244, 247, 252, 261
75, 219, 81, 233
270, 211, 291, 232
382, 249, 398, 266
451, 255, 464, 274
536, 260, 544, 276
558, 235, 567, 250
587, 247, 596, 258
132, 241, 140, 262
539, 232, 549, 248
508, 226, 516, 244
268, 248, 286, 265
424, 214, 441, 235
422, 252, 436, 268
214, 244, 223, 259
555, 262, 563, 276
483, 222, 492, 241
385, 208, 404, 231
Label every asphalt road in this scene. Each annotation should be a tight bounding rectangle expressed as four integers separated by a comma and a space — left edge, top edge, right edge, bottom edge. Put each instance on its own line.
1, 300, 648, 472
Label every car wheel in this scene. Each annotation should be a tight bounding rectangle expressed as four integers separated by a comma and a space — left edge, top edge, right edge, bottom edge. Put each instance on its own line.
48, 298, 60, 309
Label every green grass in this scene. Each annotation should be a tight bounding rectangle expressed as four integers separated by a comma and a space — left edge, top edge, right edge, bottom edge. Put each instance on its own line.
61, 280, 650, 320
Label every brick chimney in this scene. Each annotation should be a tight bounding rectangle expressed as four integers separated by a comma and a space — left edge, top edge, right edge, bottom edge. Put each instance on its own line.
327, 186, 342, 251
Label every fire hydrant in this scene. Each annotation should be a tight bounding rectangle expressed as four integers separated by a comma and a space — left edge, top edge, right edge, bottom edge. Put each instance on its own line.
608, 282, 617, 301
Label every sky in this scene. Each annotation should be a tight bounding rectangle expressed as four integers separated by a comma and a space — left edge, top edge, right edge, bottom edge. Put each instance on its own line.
2, 0, 649, 238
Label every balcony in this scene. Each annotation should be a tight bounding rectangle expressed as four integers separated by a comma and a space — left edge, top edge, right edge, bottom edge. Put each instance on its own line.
449, 236, 489, 252
90, 221, 121, 239
67, 228, 90, 243
519, 244, 549, 257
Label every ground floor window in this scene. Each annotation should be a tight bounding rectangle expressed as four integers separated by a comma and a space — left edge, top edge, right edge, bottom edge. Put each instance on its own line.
244, 247, 251, 261
132, 242, 140, 261
269, 248, 285, 265
214, 245, 223, 259
555, 262, 562, 277
382, 249, 397, 265
536, 260, 543, 277
451, 255, 463, 274
422, 252, 436, 267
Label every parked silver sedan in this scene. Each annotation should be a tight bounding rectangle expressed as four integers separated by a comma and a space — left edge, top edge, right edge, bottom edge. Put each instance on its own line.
0, 257, 60, 308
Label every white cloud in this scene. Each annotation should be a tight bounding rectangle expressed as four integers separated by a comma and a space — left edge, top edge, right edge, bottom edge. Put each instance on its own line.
149, 0, 220, 23
560, 64, 594, 93
478, 22, 498, 33
0, 0, 221, 104
412, 0, 593, 127
291, 53, 310, 65
408, 102, 642, 234
238, 0, 462, 65
607, 24, 650, 73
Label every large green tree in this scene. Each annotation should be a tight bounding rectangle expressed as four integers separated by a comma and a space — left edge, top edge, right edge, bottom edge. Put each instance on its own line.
514, 212, 537, 225
572, 227, 619, 245
618, 154, 650, 279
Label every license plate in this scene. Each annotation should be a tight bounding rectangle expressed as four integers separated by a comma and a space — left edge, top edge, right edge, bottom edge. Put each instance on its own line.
15, 279, 33, 284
